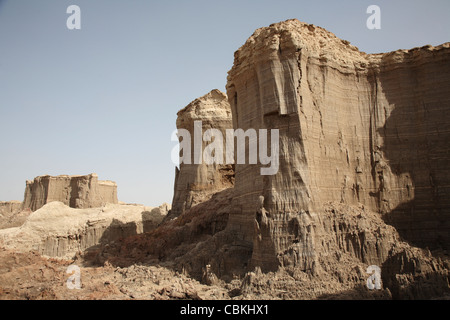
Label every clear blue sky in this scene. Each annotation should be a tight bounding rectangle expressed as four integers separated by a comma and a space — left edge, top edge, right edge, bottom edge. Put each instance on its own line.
0, 0, 449, 206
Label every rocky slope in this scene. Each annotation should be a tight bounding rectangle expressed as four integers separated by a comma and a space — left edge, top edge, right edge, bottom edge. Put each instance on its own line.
0, 201, 22, 215
0, 201, 168, 259
80, 198, 450, 300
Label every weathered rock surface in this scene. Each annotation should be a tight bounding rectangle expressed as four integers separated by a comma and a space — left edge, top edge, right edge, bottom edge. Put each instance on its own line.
137, 20, 449, 298
170, 89, 234, 219
108, 19, 447, 299
86, 197, 450, 299
0, 201, 22, 216
97, 188, 233, 273
23, 173, 118, 211
225, 19, 450, 272
0, 201, 166, 259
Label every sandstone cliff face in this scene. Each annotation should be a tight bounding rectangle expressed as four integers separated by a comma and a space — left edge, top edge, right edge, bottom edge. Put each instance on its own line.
225, 20, 450, 271
170, 89, 234, 219
22, 173, 118, 211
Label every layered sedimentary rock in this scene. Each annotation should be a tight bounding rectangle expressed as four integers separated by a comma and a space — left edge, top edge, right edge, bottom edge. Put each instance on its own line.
0, 201, 26, 229
46, 20, 449, 299
22, 173, 118, 211
170, 89, 234, 219
225, 19, 450, 271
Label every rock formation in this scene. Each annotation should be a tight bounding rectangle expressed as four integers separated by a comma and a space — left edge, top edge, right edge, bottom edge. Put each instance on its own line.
0, 201, 22, 216
225, 19, 450, 271
100, 19, 448, 299
1, 19, 448, 301
170, 89, 234, 219
0, 201, 28, 229
22, 173, 118, 211
0, 201, 167, 259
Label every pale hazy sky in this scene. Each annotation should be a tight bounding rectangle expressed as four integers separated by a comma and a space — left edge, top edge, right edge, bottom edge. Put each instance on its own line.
0, 0, 449, 206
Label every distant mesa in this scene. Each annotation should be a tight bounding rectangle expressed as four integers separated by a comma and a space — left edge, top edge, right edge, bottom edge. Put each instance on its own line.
0, 173, 120, 230
0, 173, 170, 259
22, 173, 118, 212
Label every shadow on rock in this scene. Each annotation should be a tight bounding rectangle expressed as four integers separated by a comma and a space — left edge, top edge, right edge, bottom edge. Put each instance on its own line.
381, 247, 450, 300
82, 219, 138, 265
317, 283, 392, 300
376, 53, 450, 251
83, 188, 236, 281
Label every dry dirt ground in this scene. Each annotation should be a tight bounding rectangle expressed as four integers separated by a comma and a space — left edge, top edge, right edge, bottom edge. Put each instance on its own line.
0, 246, 230, 300
0, 245, 405, 301
1, 244, 450, 300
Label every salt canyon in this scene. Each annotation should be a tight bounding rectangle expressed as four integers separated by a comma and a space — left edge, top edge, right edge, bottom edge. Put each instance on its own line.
0, 19, 449, 300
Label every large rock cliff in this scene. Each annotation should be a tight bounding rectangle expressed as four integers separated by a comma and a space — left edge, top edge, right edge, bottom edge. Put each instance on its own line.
22, 173, 118, 211
113, 19, 448, 299
12, 19, 447, 300
225, 19, 450, 271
